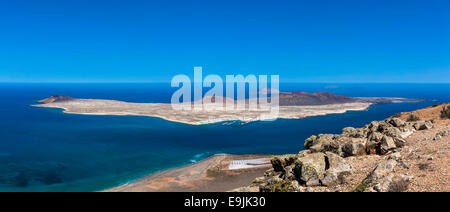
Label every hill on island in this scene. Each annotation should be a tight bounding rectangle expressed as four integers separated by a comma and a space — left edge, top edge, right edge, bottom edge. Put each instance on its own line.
37, 95, 73, 104
278, 92, 355, 106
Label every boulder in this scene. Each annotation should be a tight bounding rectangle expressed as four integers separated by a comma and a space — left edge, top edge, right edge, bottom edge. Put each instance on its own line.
314, 138, 341, 155
388, 118, 406, 128
293, 153, 326, 185
341, 138, 367, 157
270, 157, 285, 172
322, 152, 353, 186
270, 155, 297, 172
342, 127, 358, 136
377, 122, 391, 133
371, 159, 397, 179
393, 137, 407, 148
380, 136, 396, 154
398, 127, 415, 138
304, 134, 340, 154
283, 155, 297, 166
366, 132, 384, 154
304, 135, 318, 149
325, 152, 353, 172
368, 131, 384, 142
281, 165, 296, 181
413, 121, 433, 131
367, 121, 380, 133
382, 127, 403, 138
342, 127, 366, 138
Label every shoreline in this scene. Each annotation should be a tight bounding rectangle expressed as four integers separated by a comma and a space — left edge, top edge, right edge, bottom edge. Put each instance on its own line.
105, 154, 274, 192
32, 93, 425, 126
32, 98, 373, 125
39, 104, 372, 126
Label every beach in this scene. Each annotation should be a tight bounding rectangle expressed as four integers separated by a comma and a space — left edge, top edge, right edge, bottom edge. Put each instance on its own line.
105, 154, 272, 192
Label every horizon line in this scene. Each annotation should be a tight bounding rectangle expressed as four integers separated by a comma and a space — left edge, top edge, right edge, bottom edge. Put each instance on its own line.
0, 81, 449, 84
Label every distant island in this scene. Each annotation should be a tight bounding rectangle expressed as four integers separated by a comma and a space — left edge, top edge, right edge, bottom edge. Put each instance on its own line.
33, 92, 424, 125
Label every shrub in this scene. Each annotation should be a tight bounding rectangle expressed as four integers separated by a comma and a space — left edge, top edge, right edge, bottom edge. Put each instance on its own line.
418, 163, 431, 171
354, 179, 375, 192
406, 114, 420, 122
388, 178, 410, 192
441, 106, 450, 119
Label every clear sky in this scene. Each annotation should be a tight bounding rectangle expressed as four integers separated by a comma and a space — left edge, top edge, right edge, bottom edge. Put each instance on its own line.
0, 0, 448, 83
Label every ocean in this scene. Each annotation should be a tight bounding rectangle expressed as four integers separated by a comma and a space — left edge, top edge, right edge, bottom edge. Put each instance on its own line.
0, 83, 448, 191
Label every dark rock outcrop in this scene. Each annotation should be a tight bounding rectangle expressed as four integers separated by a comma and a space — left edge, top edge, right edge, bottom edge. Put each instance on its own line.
413, 121, 433, 131
293, 152, 327, 186
302, 117, 424, 157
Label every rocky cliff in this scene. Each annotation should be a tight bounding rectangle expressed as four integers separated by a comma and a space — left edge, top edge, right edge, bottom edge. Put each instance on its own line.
233, 103, 450, 192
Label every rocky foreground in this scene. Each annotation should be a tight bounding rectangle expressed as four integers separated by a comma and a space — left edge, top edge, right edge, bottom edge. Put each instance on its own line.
233, 103, 450, 192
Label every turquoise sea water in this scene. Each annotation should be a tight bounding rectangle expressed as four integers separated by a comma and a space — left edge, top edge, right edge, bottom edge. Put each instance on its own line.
0, 83, 448, 191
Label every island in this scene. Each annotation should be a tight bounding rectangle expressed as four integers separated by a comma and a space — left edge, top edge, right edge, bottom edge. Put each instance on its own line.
32, 92, 424, 125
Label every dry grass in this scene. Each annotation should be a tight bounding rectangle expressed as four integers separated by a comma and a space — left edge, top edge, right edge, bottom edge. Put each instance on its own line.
388, 178, 410, 192
418, 163, 432, 171
399, 103, 450, 121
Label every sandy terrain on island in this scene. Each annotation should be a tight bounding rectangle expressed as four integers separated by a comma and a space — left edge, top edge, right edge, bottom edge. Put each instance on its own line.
105, 155, 273, 192
32, 98, 371, 125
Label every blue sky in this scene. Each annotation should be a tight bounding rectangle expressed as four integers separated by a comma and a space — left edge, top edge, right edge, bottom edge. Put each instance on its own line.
0, 0, 448, 83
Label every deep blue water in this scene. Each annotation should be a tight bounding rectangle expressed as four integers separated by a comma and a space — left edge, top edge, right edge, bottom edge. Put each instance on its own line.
0, 83, 448, 191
